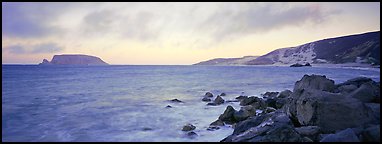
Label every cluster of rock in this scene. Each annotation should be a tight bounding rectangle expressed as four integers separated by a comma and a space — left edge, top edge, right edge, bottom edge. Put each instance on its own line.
207, 74, 380, 142
201, 92, 227, 106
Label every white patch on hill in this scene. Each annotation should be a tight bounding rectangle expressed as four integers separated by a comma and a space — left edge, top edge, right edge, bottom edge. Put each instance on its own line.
273, 42, 317, 65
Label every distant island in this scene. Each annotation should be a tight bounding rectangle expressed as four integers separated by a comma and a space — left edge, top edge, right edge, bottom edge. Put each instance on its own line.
39, 54, 108, 65
194, 31, 380, 66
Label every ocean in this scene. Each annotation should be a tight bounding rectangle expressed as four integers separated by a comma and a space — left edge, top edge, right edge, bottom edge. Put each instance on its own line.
2, 65, 380, 142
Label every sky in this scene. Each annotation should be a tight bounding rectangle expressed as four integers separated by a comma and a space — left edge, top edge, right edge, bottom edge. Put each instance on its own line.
2, 2, 380, 65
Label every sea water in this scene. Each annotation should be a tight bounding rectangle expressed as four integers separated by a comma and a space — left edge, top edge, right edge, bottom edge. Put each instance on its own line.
2, 65, 380, 142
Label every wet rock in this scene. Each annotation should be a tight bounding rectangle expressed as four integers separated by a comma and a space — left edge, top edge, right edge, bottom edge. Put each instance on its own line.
214, 96, 225, 105
220, 93, 226, 96
226, 99, 240, 103
165, 105, 172, 108
240, 96, 259, 106
170, 99, 183, 103
349, 81, 380, 103
206, 102, 217, 106
361, 124, 380, 142
278, 90, 292, 98
142, 127, 153, 131
218, 106, 237, 124
207, 126, 220, 131
233, 109, 251, 122
202, 97, 211, 102
235, 95, 248, 100
265, 98, 277, 109
293, 74, 335, 92
320, 128, 360, 142
182, 124, 196, 131
262, 91, 279, 98
205, 92, 213, 97
187, 131, 198, 137
222, 111, 304, 142
210, 119, 224, 126
275, 98, 287, 109
264, 107, 276, 113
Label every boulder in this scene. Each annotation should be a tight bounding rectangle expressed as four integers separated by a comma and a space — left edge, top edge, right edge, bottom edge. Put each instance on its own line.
361, 124, 380, 142
207, 126, 220, 131
337, 84, 358, 94
365, 103, 380, 122
214, 96, 225, 105
293, 74, 335, 92
220, 93, 226, 96
275, 98, 287, 109
206, 102, 217, 106
294, 89, 376, 133
165, 105, 172, 108
337, 77, 373, 88
278, 90, 292, 98
262, 91, 279, 98
235, 95, 248, 100
182, 124, 196, 131
349, 81, 380, 103
264, 107, 276, 113
222, 111, 304, 142
295, 126, 321, 141
320, 128, 360, 142
218, 106, 237, 124
210, 119, 225, 126
233, 109, 251, 122
265, 98, 277, 109
202, 97, 211, 102
240, 96, 261, 106
205, 92, 213, 97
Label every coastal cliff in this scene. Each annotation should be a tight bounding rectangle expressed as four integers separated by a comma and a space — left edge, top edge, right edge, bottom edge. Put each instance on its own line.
39, 54, 108, 65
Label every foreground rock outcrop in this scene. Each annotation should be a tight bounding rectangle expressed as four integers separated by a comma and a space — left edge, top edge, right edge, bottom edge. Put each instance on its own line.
39, 54, 108, 65
215, 74, 380, 142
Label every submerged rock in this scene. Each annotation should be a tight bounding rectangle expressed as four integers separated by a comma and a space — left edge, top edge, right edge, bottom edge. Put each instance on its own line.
165, 105, 172, 108
220, 93, 226, 96
182, 124, 196, 131
170, 99, 183, 103
187, 131, 198, 137
205, 92, 213, 97
202, 97, 211, 102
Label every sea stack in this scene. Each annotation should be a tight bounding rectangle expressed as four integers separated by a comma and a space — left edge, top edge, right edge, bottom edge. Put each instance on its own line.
39, 54, 109, 65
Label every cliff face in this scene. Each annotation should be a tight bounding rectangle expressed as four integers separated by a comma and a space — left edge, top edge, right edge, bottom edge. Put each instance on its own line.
39, 54, 109, 65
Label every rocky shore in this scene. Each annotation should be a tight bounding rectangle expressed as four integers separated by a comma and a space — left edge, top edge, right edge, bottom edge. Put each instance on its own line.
180, 74, 380, 142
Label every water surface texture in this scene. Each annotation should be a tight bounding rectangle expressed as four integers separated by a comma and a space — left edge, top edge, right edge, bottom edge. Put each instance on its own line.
2, 65, 380, 142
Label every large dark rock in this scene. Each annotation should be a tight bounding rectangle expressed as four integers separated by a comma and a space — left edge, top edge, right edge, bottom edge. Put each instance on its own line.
365, 103, 380, 122
349, 81, 380, 103
320, 128, 360, 142
361, 124, 380, 142
222, 111, 304, 142
337, 84, 358, 94
278, 90, 292, 98
293, 74, 336, 92
239, 96, 258, 106
337, 77, 374, 88
218, 106, 237, 124
265, 98, 277, 109
233, 109, 251, 122
235, 95, 248, 100
182, 124, 196, 131
293, 89, 377, 133
295, 126, 321, 141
